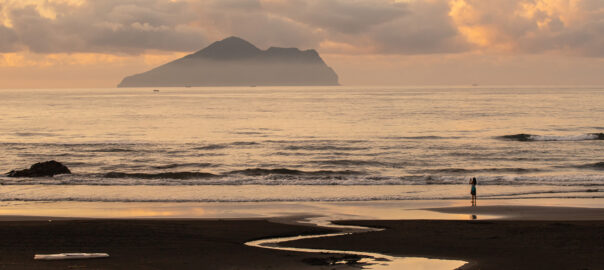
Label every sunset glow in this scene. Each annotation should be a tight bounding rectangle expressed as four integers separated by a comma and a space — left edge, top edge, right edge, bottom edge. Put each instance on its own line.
0, 0, 602, 87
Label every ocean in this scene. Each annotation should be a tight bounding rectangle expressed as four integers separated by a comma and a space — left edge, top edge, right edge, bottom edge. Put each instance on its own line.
1, 86, 603, 204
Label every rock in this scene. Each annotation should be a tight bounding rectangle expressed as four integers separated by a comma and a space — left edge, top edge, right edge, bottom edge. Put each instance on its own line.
117, 36, 339, 87
7, 160, 71, 177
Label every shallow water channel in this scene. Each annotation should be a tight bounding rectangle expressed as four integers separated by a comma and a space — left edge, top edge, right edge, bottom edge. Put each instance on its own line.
246, 217, 467, 269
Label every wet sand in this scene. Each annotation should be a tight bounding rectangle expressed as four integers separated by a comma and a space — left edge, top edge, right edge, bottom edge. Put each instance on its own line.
0, 219, 343, 270
284, 205, 604, 270
0, 205, 603, 269
427, 205, 604, 220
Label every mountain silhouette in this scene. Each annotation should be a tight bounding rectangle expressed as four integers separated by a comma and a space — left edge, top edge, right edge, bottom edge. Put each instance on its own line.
118, 37, 339, 87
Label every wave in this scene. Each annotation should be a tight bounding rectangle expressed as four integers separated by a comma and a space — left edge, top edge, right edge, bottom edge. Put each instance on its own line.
499, 133, 604, 141
3, 173, 604, 186
95, 168, 365, 180
0, 142, 149, 147
151, 163, 214, 169
0, 189, 601, 203
104, 172, 218, 179
193, 144, 228, 150
233, 131, 264, 135
573, 162, 604, 170
227, 168, 364, 176
381, 136, 456, 140
192, 141, 259, 150
283, 145, 369, 151
15, 132, 57, 137
264, 139, 367, 144
87, 148, 135, 153
308, 159, 386, 166
231, 141, 259, 146
410, 167, 544, 174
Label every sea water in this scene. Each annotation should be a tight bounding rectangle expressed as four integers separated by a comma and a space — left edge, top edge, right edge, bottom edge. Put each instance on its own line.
0, 86, 603, 204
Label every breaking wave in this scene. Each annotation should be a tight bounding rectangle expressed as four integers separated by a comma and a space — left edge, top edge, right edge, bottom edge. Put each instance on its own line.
0, 188, 601, 203
574, 162, 604, 170
95, 168, 364, 180
499, 133, 604, 141
3, 173, 604, 186
411, 167, 544, 174
103, 172, 218, 179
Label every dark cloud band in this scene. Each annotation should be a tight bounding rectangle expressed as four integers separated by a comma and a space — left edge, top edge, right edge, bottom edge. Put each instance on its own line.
0, 0, 602, 57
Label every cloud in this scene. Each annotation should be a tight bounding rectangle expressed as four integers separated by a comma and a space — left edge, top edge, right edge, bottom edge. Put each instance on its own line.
193, 0, 323, 50
194, 0, 470, 55
0, 25, 19, 52
0, 0, 206, 54
262, 0, 408, 34
449, 0, 604, 56
258, 0, 469, 54
368, 0, 471, 54
0, 0, 602, 57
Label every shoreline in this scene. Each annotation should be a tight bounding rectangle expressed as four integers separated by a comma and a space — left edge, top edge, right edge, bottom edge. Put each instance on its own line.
3, 202, 604, 221
2, 197, 603, 220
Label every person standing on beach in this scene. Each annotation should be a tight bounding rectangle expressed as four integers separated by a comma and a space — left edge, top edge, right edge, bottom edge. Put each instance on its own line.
469, 177, 477, 206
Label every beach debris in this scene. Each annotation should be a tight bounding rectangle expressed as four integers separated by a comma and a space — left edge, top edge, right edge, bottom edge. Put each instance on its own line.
7, 160, 71, 177
34, 253, 109, 260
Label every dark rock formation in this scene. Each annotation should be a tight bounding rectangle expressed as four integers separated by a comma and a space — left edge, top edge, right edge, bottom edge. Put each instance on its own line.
7, 160, 71, 177
118, 37, 339, 87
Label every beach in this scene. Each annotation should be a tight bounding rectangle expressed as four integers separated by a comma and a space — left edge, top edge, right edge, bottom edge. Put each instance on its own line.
283, 204, 604, 269
1, 201, 603, 269
0, 218, 340, 269
2, 0, 604, 266
1, 87, 603, 269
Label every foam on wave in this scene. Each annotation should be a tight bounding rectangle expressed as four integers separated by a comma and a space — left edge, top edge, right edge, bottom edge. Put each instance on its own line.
3, 173, 604, 186
0, 188, 600, 203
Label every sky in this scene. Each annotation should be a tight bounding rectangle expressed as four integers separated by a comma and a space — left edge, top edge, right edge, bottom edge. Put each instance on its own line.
0, 0, 603, 88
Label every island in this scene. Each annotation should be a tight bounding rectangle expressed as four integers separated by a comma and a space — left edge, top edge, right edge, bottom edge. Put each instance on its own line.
117, 37, 339, 87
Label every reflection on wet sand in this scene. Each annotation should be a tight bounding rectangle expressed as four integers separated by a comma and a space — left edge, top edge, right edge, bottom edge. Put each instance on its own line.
0, 200, 503, 220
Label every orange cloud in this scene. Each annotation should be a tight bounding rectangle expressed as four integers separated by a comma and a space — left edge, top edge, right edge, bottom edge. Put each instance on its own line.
0, 51, 187, 68
318, 40, 376, 55
0, 52, 124, 67
449, 0, 604, 56
449, 0, 519, 51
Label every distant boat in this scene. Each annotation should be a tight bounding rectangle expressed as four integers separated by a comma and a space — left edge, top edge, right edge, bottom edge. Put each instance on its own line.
471, 84, 479, 87
153, 89, 160, 92
185, 85, 191, 88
